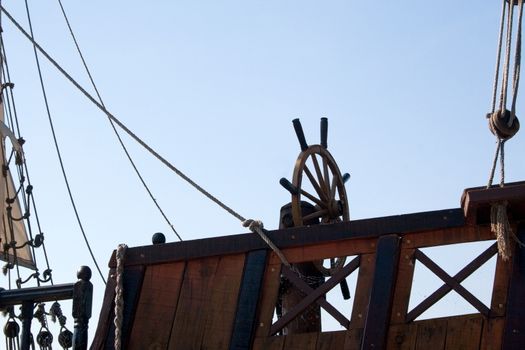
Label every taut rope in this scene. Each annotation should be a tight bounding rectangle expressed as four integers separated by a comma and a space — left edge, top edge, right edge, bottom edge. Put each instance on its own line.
486, 0, 524, 260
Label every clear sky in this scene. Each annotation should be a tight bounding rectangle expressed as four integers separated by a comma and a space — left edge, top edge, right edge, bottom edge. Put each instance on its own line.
1, 0, 523, 341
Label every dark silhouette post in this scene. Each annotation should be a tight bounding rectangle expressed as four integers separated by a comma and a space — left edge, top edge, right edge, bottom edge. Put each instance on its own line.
73, 266, 93, 350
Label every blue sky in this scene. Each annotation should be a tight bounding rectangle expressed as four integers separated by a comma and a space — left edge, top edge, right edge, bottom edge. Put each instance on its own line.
1, 0, 522, 340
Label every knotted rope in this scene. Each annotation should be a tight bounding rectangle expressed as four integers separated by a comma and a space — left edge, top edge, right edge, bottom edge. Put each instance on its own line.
487, 0, 524, 260
243, 219, 291, 268
114, 244, 127, 350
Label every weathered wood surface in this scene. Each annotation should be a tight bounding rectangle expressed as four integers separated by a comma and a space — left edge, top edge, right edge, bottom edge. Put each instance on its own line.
168, 254, 245, 349
127, 262, 185, 349
109, 209, 464, 268
462, 181, 525, 224
93, 182, 525, 349
502, 224, 525, 348
230, 250, 269, 350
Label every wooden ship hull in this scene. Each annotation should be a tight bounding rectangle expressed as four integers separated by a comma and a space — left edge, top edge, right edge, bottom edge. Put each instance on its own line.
90, 182, 525, 349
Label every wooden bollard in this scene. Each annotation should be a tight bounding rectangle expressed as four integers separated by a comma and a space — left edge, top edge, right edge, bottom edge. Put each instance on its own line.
72, 266, 93, 350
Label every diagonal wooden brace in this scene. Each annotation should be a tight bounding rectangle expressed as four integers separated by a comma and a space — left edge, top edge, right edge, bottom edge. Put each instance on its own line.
281, 264, 350, 329
407, 243, 497, 322
270, 256, 360, 335
412, 249, 491, 317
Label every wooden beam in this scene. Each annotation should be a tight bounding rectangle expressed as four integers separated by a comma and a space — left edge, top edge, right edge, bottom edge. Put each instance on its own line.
230, 250, 268, 350
502, 224, 525, 349
406, 243, 497, 322
461, 181, 525, 224
361, 234, 401, 350
269, 256, 360, 335
412, 249, 490, 317
112, 209, 464, 268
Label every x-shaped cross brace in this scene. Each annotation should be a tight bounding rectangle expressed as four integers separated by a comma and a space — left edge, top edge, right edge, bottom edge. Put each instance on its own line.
406, 242, 497, 322
270, 255, 360, 335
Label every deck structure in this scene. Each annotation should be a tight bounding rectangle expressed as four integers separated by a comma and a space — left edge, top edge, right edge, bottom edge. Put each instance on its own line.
91, 182, 525, 349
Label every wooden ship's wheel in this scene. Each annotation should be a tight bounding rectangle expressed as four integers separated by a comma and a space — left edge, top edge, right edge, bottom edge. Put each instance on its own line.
280, 118, 350, 277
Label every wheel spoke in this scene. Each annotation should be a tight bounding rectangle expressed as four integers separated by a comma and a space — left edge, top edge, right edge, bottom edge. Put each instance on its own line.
311, 154, 329, 198
322, 156, 331, 199
299, 189, 327, 208
303, 208, 329, 222
304, 165, 328, 201
330, 175, 338, 199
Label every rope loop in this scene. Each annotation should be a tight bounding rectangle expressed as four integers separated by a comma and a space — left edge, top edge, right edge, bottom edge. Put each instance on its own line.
488, 109, 520, 140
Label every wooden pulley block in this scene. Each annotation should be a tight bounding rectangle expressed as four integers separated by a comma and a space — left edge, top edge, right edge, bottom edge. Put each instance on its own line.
488, 109, 520, 140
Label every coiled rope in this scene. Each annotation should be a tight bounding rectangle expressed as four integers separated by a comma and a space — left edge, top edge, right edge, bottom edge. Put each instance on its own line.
486, 0, 524, 260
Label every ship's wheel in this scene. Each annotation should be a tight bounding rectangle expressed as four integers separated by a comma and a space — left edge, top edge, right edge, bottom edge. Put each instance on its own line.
280, 118, 350, 276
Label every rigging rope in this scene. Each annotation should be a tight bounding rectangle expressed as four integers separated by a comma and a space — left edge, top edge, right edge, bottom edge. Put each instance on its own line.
0, 5, 291, 267
56, 0, 182, 241
486, 0, 524, 261
22, 0, 106, 284
114, 244, 127, 350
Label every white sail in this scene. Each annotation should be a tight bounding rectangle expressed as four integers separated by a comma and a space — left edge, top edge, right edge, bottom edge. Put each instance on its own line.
0, 88, 35, 269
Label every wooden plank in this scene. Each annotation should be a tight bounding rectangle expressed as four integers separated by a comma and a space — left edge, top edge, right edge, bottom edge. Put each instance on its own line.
127, 262, 186, 349
255, 261, 282, 338
403, 226, 493, 250
444, 315, 483, 350
344, 328, 364, 350
361, 235, 401, 349
283, 332, 318, 350
350, 253, 375, 329
414, 318, 446, 350
230, 250, 268, 350
168, 256, 220, 349
316, 331, 346, 350
462, 181, 525, 224
480, 317, 505, 350
113, 209, 464, 268
90, 268, 116, 350
489, 249, 512, 317
253, 336, 285, 350
502, 223, 525, 348
201, 254, 246, 349
120, 265, 146, 350
269, 239, 376, 265
390, 248, 415, 326
386, 323, 417, 350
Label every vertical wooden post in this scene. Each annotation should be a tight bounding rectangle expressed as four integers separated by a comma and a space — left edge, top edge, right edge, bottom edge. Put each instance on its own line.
20, 300, 34, 350
229, 249, 268, 350
361, 234, 401, 350
72, 266, 93, 350
502, 224, 525, 348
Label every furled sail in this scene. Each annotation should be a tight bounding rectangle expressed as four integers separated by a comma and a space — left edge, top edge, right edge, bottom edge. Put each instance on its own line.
0, 83, 35, 270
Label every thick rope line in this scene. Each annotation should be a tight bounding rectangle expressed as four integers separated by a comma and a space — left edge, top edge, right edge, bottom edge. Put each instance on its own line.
500, 0, 515, 111
511, 0, 524, 123
491, 0, 507, 113
22, 1, 106, 285
114, 244, 127, 350
56, 0, 183, 241
1, 5, 292, 267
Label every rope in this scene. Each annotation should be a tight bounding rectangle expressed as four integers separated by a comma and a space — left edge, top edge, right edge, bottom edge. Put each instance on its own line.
0, 5, 292, 267
491, 0, 507, 113
487, 1, 524, 261
56, 0, 183, 241
113, 243, 127, 350
22, 0, 106, 285
243, 220, 290, 267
